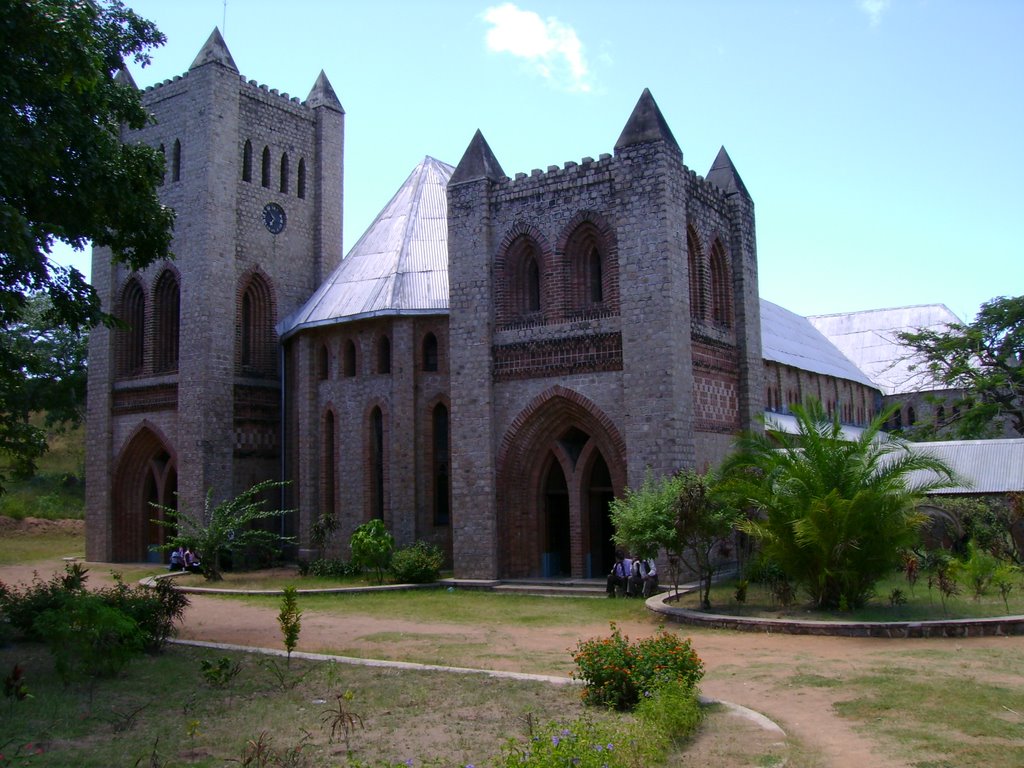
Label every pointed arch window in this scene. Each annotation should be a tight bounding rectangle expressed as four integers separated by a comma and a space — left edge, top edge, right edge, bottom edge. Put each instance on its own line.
118, 278, 146, 377
687, 226, 705, 321
261, 146, 271, 188
297, 158, 306, 199
377, 335, 391, 374
343, 339, 357, 377
322, 410, 336, 520
504, 234, 543, 322
279, 153, 289, 194
369, 406, 385, 520
239, 273, 276, 376
432, 403, 450, 526
242, 140, 253, 183
709, 240, 732, 327
564, 220, 612, 314
171, 139, 181, 182
422, 332, 438, 372
157, 144, 165, 186
318, 344, 329, 380
153, 270, 179, 373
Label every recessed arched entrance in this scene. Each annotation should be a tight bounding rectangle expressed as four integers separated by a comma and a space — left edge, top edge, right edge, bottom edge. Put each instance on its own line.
497, 387, 626, 579
112, 425, 177, 562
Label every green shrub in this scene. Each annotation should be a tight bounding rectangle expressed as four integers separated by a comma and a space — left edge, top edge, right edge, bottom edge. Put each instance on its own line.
305, 558, 361, 578
571, 623, 703, 711
349, 519, 394, 584
500, 716, 650, 768
33, 594, 144, 683
0, 566, 187, 652
0, 568, 83, 640
389, 540, 444, 584
634, 680, 705, 743
96, 575, 190, 652
500, 683, 704, 768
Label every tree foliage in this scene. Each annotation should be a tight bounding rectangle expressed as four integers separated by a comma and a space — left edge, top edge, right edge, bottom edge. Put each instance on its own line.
0, 0, 174, 489
898, 295, 1024, 438
152, 480, 294, 581
721, 400, 960, 609
0, 293, 88, 488
610, 470, 740, 604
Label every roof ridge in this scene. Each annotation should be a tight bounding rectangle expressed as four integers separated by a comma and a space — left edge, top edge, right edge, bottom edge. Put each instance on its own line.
389, 158, 431, 308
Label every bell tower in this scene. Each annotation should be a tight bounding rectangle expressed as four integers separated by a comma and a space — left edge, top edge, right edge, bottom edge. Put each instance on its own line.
86, 29, 344, 562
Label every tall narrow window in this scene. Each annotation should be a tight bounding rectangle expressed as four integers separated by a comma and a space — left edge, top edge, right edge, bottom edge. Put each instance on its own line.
588, 247, 603, 304
297, 158, 306, 199
370, 407, 385, 520
318, 344, 329, 380
119, 278, 146, 376
153, 270, 179, 373
709, 240, 732, 327
526, 257, 541, 313
239, 273, 276, 376
422, 332, 438, 372
564, 220, 613, 314
279, 153, 289, 194
172, 139, 181, 182
687, 226, 704, 320
322, 411, 336, 520
261, 146, 271, 188
377, 336, 391, 374
432, 404, 450, 526
343, 339, 357, 377
157, 144, 165, 186
242, 140, 253, 182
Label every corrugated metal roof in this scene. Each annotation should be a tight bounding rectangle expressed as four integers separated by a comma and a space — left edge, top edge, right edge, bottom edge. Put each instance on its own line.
278, 156, 453, 337
763, 411, 868, 441
806, 305, 961, 395
760, 299, 876, 388
912, 438, 1024, 494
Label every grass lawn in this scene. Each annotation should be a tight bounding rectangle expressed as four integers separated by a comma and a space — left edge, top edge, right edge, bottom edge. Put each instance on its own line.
0, 643, 613, 768
677, 572, 1024, 620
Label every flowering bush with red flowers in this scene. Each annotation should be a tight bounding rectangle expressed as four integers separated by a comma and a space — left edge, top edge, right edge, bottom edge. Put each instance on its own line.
570, 623, 703, 710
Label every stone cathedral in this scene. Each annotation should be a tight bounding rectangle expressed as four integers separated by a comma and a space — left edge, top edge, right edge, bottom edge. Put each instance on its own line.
86, 31, 881, 579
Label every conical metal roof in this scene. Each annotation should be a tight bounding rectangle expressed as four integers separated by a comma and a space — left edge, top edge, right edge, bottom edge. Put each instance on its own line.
280, 156, 453, 337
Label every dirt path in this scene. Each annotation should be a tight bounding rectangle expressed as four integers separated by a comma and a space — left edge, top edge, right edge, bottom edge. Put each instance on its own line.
3, 546, 1020, 767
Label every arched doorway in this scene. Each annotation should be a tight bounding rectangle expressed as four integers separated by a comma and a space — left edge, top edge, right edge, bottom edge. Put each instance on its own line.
112, 426, 177, 562
583, 453, 616, 578
541, 454, 571, 576
497, 387, 626, 579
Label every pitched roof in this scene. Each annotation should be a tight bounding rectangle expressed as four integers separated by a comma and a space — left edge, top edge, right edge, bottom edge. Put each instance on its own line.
760, 299, 875, 388
807, 305, 962, 395
911, 439, 1024, 494
278, 156, 453, 337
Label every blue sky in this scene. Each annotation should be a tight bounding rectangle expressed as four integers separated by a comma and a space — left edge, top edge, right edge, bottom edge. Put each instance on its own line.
61, 0, 1023, 321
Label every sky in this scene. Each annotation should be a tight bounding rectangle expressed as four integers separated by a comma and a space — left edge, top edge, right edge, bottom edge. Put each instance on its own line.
58, 0, 1023, 322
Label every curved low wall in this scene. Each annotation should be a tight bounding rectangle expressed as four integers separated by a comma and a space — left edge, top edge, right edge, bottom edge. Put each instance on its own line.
647, 592, 1024, 638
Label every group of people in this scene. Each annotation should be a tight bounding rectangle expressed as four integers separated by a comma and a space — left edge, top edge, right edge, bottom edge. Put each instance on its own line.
606, 550, 658, 598
168, 545, 202, 573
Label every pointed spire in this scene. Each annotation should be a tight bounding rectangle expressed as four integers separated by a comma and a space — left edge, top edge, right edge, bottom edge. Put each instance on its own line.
305, 70, 344, 112
189, 28, 238, 72
115, 67, 137, 89
706, 146, 750, 198
614, 89, 681, 155
449, 130, 505, 185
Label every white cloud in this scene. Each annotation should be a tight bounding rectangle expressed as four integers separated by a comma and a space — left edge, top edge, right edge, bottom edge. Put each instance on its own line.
859, 0, 891, 26
482, 3, 592, 93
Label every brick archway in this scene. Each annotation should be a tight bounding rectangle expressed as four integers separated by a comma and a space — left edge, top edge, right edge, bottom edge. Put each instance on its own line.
112, 424, 177, 562
496, 387, 626, 578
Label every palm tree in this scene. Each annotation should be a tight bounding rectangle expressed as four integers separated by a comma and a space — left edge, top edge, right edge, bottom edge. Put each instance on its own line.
721, 400, 959, 609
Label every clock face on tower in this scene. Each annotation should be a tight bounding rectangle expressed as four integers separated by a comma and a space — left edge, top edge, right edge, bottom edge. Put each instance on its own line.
262, 202, 286, 234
